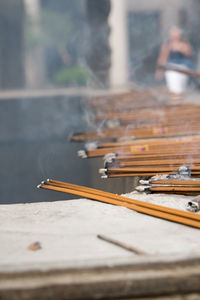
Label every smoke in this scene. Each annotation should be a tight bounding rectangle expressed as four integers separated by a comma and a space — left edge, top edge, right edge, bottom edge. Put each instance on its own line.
2, 0, 200, 204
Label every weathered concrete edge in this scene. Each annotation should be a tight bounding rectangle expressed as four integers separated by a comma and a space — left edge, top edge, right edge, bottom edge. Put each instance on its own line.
0, 87, 128, 101
1, 252, 200, 274
0, 255, 200, 299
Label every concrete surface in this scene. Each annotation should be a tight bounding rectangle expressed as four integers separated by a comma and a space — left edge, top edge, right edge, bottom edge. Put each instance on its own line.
1, 193, 200, 270
1, 194, 200, 299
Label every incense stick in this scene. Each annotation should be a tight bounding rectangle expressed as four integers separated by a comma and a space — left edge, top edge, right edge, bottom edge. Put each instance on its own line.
97, 234, 147, 255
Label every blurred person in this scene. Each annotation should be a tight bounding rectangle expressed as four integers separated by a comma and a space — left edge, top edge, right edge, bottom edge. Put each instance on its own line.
155, 27, 193, 95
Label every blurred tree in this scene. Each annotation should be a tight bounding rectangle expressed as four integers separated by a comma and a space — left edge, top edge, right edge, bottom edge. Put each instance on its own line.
25, 8, 72, 81
27, 0, 87, 84
86, 0, 111, 88
0, 0, 25, 89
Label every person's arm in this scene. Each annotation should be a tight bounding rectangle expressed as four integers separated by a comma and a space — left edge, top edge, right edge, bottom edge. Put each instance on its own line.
181, 42, 192, 57
155, 43, 169, 81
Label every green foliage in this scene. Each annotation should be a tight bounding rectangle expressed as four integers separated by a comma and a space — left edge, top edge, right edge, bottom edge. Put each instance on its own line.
53, 66, 90, 86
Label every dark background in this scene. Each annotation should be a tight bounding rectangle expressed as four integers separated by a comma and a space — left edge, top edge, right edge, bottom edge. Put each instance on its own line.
0, 96, 91, 203
0, 95, 132, 204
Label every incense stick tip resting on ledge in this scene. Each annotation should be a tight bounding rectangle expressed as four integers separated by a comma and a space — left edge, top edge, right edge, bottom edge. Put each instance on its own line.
37, 180, 48, 188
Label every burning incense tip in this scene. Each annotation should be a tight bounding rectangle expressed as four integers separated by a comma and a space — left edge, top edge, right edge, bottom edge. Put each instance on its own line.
103, 153, 116, 163
77, 150, 87, 158
139, 180, 150, 185
187, 196, 200, 212
46, 178, 52, 182
85, 142, 98, 151
99, 168, 107, 175
136, 186, 150, 192
187, 201, 199, 212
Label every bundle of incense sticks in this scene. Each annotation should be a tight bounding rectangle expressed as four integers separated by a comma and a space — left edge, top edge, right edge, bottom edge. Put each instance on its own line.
100, 147, 200, 178
135, 176, 200, 195
86, 88, 177, 113
100, 166, 200, 179
71, 124, 200, 142
38, 179, 200, 229
80, 149, 200, 177
95, 104, 200, 125
90, 100, 178, 114
98, 135, 200, 149
78, 135, 200, 158
70, 89, 200, 198
71, 95, 200, 143
77, 101, 200, 124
